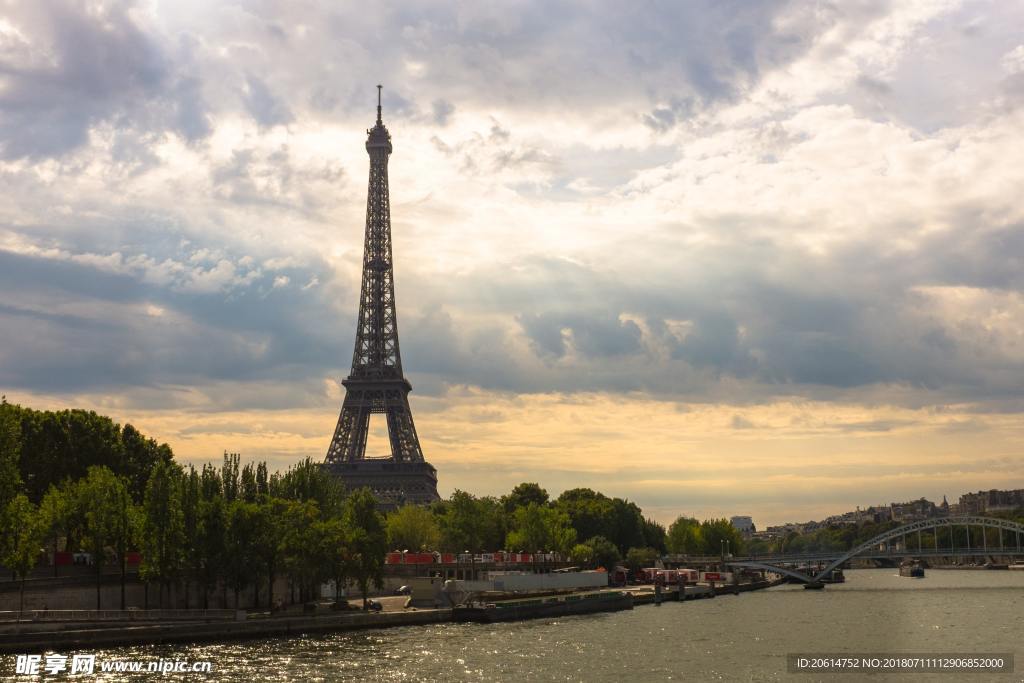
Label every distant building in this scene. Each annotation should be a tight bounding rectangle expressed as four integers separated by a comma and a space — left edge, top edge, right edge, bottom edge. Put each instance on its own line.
730, 516, 755, 536
958, 489, 1024, 515
766, 488, 1018, 539
889, 498, 937, 522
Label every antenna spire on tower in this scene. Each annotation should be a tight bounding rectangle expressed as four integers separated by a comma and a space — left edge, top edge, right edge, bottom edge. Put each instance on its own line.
376, 84, 383, 124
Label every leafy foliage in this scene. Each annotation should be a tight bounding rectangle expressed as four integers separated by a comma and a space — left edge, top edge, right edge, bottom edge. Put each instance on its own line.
4, 400, 171, 503
0, 398, 23, 512
501, 482, 549, 512
624, 546, 660, 571
436, 490, 506, 552
386, 504, 441, 551
343, 488, 388, 608
580, 535, 621, 570
505, 503, 577, 553
666, 516, 701, 555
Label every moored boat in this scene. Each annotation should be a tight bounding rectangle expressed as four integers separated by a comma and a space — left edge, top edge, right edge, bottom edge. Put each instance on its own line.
452, 590, 633, 623
899, 561, 925, 578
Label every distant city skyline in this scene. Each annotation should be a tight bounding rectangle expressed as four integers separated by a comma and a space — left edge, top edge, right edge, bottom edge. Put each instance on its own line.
2, 2, 1024, 527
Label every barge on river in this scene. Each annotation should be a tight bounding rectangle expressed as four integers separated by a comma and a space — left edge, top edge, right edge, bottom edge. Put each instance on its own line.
452, 590, 633, 623
899, 561, 925, 578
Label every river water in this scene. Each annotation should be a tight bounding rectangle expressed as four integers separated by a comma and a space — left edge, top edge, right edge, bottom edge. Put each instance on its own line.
89, 569, 1024, 681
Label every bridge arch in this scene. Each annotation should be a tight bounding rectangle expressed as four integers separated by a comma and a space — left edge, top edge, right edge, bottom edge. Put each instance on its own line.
730, 516, 1024, 584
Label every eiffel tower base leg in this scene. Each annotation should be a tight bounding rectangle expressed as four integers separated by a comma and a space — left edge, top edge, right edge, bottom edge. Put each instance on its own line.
323, 459, 440, 510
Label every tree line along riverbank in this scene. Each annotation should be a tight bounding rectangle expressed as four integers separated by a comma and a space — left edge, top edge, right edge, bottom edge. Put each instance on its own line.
0, 399, 748, 614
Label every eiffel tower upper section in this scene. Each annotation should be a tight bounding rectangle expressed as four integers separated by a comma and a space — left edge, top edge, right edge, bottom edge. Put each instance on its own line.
351, 85, 404, 382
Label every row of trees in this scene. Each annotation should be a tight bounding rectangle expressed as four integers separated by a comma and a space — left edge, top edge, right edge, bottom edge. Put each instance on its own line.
665, 516, 746, 556
0, 399, 393, 612
1, 399, 173, 504
387, 483, 667, 556
1, 398, 760, 610
382, 483, 749, 572
1, 432, 388, 612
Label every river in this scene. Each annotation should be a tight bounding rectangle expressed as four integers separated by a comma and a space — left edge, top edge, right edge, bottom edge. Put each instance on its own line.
85, 569, 1024, 681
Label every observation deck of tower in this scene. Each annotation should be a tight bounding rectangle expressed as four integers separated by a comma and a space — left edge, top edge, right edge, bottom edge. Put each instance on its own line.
322, 86, 440, 508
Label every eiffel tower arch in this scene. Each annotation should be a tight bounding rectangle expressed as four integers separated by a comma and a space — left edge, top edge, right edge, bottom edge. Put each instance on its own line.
323, 86, 440, 508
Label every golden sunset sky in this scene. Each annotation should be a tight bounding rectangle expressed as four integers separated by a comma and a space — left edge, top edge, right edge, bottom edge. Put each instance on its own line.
2, 1, 1023, 526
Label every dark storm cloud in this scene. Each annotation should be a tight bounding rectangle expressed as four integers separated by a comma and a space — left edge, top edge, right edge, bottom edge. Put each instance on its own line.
518, 312, 642, 358
390, 210, 1024, 402
0, 248, 348, 396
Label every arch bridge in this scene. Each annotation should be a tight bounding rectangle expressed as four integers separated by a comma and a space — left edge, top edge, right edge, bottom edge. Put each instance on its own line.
728, 516, 1024, 585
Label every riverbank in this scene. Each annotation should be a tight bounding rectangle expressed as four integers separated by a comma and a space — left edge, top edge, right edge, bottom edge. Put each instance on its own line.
1, 580, 784, 654
0, 608, 453, 653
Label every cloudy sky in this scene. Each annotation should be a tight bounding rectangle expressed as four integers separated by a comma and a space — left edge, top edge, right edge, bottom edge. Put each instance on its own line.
2, 0, 1023, 526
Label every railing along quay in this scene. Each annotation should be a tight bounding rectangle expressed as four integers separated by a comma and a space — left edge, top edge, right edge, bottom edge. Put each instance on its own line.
0, 608, 240, 623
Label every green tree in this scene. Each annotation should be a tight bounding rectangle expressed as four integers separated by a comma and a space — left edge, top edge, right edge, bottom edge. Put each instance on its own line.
38, 484, 72, 578
281, 499, 327, 604
320, 517, 351, 604
1, 494, 43, 614
438, 490, 492, 552
555, 488, 613, 544
501, 482, 549, 513
75, 466, 132, 609
107, 475, 138, 610
252, 497, 291, 609
699, 518, 744, 556
240, 462, 258, 503
225, 500, 259, 608
0, 398, 23, 512
270, 457, 346, 517
555, 489, 647, 555
200, 462, 222, 500
221, 452, 241, 503
120, 423, 173, 502
256, 462, 269, 497
505, 503, 577, 553
569, 542, 594, 567
141, 460, 185, 607
18, 408, 124, 503
343, 488, 387, 609
583, 535, 621, 571
642, 517, 667, 553
666, 516, 702, 555
387, 504, 441, 551
7, 402, 172, 504
624, 546, 659, 572
180, 467, 202, 607
197, 495, 227, 608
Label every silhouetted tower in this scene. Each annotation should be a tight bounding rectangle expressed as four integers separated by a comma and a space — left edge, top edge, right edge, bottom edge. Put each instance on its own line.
323, 86, 439, 507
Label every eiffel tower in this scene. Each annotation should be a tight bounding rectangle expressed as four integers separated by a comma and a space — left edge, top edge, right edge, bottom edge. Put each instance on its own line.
323, 86, 440, 508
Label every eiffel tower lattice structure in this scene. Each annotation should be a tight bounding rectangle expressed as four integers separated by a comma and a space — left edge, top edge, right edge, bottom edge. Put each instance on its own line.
323, 86, 440, 508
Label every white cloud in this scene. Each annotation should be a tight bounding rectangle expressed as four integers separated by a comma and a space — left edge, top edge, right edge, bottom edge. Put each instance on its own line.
1002, 45, 1024, 74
